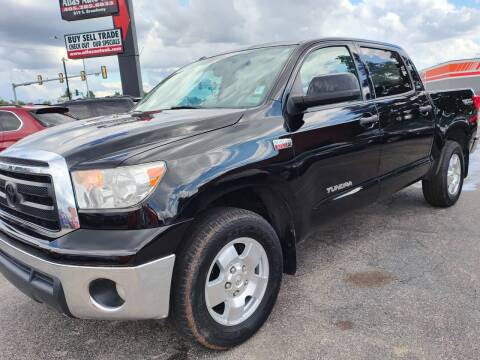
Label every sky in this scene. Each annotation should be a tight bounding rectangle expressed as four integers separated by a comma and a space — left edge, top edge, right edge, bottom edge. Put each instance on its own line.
1, 0, 480, 103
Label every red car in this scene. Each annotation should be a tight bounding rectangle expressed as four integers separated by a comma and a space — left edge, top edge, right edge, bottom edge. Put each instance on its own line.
0, 106, 74, 151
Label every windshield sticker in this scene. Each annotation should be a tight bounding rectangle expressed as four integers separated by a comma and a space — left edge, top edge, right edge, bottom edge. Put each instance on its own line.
254, 85, 265, 96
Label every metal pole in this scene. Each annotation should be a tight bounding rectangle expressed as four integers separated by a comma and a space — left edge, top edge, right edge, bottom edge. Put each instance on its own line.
113, 0, 143, 97
82, 59, 90, 98
62, 58, 71, 100
12, 84, 18, 105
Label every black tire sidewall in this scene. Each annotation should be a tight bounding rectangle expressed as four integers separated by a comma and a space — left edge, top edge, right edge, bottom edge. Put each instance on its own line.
182, 210, 283, 348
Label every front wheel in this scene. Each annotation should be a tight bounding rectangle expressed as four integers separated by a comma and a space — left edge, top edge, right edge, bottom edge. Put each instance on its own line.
171, 207, 283, 349
422, 140, 464, 207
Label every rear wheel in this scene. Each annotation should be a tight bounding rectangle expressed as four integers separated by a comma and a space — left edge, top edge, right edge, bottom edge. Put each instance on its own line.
172, 207, 283, 349
422, 140, 464, 207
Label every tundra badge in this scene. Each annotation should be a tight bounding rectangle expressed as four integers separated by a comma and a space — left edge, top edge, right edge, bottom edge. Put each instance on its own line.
327, 181, 353, 194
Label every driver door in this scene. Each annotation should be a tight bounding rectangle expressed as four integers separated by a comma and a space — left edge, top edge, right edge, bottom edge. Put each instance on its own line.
289, 43, 382, 230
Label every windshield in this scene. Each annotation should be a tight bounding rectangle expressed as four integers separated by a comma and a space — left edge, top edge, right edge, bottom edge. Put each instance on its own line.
135, 46, 294, 111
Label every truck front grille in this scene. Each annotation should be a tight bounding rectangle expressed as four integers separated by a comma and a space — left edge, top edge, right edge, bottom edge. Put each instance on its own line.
0, 169, 60, 231
0, 149, 80, 242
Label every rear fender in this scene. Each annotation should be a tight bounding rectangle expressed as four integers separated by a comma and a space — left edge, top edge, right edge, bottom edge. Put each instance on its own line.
427, 120, 471, 179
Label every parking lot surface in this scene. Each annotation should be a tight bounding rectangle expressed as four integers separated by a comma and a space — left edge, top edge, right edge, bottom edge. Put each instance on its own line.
1, 152, 480, 360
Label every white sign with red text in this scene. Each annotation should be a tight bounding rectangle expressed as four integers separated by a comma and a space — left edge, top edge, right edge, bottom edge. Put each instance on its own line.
64, 29, 123, 59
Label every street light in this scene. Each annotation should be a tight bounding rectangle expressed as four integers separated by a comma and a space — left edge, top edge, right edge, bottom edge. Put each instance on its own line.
62, 57, 71, 100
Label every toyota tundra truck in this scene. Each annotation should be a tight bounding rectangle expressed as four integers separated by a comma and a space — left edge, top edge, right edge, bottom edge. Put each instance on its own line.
0, 38, 477, 349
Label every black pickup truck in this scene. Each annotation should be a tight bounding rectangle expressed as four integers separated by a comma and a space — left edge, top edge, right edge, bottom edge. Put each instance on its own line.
0, 38, 477, 349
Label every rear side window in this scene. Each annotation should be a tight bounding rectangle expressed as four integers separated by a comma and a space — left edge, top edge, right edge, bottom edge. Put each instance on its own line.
93, 99, 134, 117
361, 47, 412, 98
65, 99, 134, 120
31, 112, 74, 127
0, 111, 22, 131
292, 46, 361, 100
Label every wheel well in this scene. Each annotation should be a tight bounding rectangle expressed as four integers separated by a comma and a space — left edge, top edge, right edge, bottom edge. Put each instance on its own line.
446, 126, 469, 177
206, 187, 297, 275
210, 188, 271, 224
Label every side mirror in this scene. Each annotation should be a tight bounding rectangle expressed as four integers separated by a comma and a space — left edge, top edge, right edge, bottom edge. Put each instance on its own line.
289, 73, 361, 112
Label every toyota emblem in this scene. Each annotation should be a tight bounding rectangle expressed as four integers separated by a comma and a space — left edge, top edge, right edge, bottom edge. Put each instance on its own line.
5, 182, 21, 208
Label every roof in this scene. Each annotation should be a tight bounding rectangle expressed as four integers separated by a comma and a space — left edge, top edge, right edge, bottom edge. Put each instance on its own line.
422, 57, 480, 72
58, 96, 136, 105
421, 58, 480, 83
201, 37, 403, 60
0, 105, 67, 112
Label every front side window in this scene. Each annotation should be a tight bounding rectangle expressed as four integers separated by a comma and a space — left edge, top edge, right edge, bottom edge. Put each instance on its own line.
292, 46, 361, 101
135, 46, 294, 111
0, 112, 22, 131
361, 47, 412, 98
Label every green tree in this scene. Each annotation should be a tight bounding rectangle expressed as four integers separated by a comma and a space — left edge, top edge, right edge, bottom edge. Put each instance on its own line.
60, 89, 71, 100
87, 90, 95, 98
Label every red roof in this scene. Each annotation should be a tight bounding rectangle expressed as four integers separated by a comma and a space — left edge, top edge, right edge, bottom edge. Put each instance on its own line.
421, 59, 480, 83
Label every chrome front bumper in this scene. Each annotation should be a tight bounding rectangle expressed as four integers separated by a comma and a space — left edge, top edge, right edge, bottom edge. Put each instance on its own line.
0, 234, 175, 320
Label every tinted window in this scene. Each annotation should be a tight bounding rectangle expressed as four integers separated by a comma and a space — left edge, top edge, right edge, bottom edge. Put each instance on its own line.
93, 99, 134, 117
403, 56, 424, 91
292, 46, 361, 101
361, 47, 412, 97
65, 99, 134, 120
31, 112, 74, 127
0, 111, 22, 131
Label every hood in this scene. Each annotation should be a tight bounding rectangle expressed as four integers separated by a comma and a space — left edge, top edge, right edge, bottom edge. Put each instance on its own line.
13, 108, 244, 168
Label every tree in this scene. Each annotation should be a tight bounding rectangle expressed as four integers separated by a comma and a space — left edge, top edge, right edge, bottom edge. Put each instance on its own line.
60, 89, 71, 100
87, 90, 95, 99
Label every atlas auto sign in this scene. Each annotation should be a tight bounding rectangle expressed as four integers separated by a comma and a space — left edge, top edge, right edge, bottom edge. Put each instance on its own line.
60, 0, 119, 21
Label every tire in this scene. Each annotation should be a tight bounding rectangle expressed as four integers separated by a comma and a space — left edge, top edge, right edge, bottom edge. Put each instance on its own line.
422, 140, 464, 207
171, 207, 283, 350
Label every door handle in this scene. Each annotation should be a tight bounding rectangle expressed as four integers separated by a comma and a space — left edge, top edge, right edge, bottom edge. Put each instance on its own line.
359, 114, 379, 127
419, 105, 432, 115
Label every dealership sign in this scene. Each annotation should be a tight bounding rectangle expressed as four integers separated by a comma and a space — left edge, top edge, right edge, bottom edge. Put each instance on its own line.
64, 29, 124, 59
60, 0, 119, 21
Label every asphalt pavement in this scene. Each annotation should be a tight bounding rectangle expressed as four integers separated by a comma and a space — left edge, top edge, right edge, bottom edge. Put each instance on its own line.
1, 152, 480, 360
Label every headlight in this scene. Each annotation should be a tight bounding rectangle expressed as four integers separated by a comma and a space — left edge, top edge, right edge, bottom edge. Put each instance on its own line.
71, 161, 166, 210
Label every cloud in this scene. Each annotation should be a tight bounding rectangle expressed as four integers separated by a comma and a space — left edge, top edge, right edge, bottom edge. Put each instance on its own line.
1, 0, 480, 102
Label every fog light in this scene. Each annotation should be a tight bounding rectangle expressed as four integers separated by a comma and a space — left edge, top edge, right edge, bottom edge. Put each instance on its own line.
89, 278, 125, 310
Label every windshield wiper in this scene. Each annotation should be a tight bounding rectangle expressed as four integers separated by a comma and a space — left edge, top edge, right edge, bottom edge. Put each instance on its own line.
169, 105, 201, 110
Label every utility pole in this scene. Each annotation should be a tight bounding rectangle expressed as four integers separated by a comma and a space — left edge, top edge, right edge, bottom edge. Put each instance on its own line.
82, 59, 90, 98
11, 84, 18, 105
62, 57, 72, 100
113, 0, 143, 97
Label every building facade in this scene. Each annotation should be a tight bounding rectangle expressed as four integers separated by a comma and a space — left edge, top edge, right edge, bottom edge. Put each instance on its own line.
421, 59, 480, 94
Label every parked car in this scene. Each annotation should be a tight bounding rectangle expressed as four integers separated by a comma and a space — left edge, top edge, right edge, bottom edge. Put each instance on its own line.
58, 96, 136, 120
0, 38, 477, 349
0, 105, 73, 151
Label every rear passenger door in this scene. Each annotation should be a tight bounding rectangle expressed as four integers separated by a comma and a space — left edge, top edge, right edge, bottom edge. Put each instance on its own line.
359, 45, 435, 193
289, 43, 382, 230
